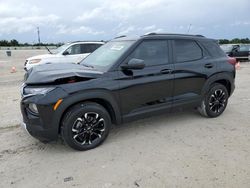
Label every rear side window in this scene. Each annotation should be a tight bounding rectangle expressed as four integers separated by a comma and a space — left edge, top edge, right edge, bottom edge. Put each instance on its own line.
80, 44, 103, 53
175, 40, 203, 62
239, 45, 250, 52
129, 40, 169, 66
202, 40, 226, 57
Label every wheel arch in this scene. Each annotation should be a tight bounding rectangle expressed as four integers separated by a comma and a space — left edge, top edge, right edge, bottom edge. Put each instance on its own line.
202, 72, 235, 96
214, 79, 231, 95
52, 90, 122, 134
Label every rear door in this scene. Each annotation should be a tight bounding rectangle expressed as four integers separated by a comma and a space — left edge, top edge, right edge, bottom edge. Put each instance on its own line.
172, 39, 210, 106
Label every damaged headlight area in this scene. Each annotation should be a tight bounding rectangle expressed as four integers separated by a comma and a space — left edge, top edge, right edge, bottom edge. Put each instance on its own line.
29, 59, 41, 64
23, 87, 55, 96
28, 103, 38, 114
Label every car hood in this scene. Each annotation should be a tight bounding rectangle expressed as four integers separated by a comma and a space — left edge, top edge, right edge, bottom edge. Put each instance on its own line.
27, 54, 56, 60
25, 63, 103, 84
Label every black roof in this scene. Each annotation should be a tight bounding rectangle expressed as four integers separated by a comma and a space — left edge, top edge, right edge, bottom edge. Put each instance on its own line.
142, 32, 205, 38
112, 33, 209, 41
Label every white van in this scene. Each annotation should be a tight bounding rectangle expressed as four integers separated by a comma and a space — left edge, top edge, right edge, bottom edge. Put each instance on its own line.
24, 41, 104, 70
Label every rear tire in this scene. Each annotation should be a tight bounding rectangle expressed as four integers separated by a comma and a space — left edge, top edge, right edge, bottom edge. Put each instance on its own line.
198, 83, 229, 118
61, 102, 111, 151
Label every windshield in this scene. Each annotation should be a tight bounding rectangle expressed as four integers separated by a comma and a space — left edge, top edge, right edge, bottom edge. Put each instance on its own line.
220, 45, 234, 53
53, 43, 70, 54
80, 41, 135, 71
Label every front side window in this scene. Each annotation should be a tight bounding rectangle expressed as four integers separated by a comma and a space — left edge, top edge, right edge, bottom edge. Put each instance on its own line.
129, 40, 169, 66
175, 40, 203, 62
65, 44, 81, 55
54, 43, 70, 54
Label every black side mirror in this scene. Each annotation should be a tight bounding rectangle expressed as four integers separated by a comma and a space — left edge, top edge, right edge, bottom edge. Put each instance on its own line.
121, 58, 145, 70
62, 51, 69, 55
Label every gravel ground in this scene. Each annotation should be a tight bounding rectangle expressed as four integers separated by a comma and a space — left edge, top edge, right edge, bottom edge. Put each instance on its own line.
0, 50, 250, 188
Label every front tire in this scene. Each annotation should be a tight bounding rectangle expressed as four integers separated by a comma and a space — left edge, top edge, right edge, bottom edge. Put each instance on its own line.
61, 102, 111, 151
198, 83, 229, 118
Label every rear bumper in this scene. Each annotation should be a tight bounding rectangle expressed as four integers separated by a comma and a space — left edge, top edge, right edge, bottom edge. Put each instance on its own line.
234, 56, 249, 61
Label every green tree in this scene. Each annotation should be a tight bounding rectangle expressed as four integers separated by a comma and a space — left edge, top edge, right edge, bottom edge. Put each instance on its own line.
219, 39, 230, 44
240, 38, 250, 44
231, 38, 241, 44
0, 40, 9, 46
10, 39, 19, 46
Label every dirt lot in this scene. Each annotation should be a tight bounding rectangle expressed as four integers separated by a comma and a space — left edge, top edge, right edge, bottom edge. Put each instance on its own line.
0, 50, 250, 188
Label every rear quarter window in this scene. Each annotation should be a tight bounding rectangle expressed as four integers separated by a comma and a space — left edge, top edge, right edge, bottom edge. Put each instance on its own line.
174, 40, 203, 63
201, 40, 226, 57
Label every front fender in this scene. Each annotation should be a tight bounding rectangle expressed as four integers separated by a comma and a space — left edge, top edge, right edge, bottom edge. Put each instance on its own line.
52, 89, 122, 133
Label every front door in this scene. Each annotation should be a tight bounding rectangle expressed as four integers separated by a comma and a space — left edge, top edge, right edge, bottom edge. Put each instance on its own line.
118, 40, 174, 120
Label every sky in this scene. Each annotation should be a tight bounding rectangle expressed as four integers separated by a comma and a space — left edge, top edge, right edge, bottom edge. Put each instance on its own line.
0, 0, 250, 43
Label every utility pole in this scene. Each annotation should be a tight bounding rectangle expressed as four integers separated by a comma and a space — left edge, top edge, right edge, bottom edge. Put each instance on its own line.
187, 24, 192, 34
37, 27, 41, 44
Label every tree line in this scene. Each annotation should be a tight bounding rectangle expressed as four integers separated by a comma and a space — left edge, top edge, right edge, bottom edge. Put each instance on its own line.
218, 38, 250, 44
0, 38, 250, 46
0, 39, 62, 47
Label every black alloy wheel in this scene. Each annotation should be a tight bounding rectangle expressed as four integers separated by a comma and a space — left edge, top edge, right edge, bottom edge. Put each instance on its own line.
62, 102, 111, 151
208, 89, 227, 114
198, 83, 229, 118
71, 112, 105, 145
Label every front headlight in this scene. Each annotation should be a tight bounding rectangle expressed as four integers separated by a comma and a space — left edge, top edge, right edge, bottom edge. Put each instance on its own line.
29, 59, 41, 64
24, 87, 55, 95
28, 103, 38, 114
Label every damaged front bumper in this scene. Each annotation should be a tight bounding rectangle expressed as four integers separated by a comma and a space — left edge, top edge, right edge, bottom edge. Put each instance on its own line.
20, 87, 68, 142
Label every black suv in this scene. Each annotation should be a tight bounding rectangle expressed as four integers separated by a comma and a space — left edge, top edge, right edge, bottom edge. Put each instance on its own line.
221, 44, 250, 61
21, 33, 236, 150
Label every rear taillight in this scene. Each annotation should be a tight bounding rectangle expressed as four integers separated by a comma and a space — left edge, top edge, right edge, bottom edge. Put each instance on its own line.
228, 57, 237, 66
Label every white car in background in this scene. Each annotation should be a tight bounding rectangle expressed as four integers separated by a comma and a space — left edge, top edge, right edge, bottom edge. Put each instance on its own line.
24, 41, 104, 71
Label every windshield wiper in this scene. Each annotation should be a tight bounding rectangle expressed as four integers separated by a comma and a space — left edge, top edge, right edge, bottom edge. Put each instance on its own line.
45, 46, 52, 54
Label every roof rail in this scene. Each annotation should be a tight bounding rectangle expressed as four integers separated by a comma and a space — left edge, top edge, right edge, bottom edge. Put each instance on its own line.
114, 35, 126, 39
195, 35, 205, 37
70, 40, 105, 43
144, 32, 157, 35
142, 33, 205, 38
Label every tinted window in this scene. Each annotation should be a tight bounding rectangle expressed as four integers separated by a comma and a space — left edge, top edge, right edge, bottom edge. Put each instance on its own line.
81, 41, 134, 71
239, 45, 250, 52
203, 40, 226, 57
81, 44, 103, 53
129, 40, 169, 66
175, 40, 202, 62
65, 44, 81, 55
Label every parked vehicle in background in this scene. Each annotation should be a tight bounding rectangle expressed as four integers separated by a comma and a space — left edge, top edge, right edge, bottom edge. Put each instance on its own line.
24, 41, 104, 71
220, 44, 250, 61
21, 33, 236, 151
